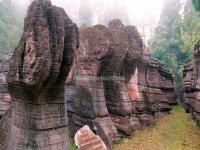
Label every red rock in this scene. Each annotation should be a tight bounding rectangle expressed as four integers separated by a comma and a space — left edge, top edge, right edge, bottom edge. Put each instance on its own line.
183, 41, 200, 122
74, 125, 107, 150
0, 0, 79, 149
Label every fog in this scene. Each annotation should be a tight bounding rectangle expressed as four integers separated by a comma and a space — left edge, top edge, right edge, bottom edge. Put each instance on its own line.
8, 0, 179, 43
51, 0, 165, 42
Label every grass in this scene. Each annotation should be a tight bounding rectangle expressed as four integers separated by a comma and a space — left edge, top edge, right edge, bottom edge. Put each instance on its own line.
69, 142, 77, 150
113, 106, 200, 150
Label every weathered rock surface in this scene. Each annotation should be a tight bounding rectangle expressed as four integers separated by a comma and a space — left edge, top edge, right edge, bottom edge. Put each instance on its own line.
146, 59, 171, 113
183, 58, 195, 112
66, 25, 120, 147
0, 59, 11, 118
74, 125, 107, 150
159, 65, 177, 106
0, 0, 79, 149
183, 41, 200, 123
0, 10, 176, 148
103, 20, 141, 135
66, 19, 175, 147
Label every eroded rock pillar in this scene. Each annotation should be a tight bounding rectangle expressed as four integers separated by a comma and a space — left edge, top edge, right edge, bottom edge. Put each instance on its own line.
0, 0, 79, 149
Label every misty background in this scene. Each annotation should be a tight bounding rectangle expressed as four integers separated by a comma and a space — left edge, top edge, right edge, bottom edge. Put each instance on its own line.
0, 0, 199, 95
0, 0, 171, 43
0, 0, 188, 47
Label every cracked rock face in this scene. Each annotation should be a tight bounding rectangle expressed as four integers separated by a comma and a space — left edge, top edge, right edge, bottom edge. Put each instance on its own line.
0, 0, 79, 149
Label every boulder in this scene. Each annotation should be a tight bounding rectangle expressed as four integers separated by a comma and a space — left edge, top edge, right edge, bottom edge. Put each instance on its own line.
74, 125, 107, 150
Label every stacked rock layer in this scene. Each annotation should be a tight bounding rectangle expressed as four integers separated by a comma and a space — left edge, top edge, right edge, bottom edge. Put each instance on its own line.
0, 1, 176, 149
0, 0, 79, 149
183, 41, 200, 123
66, 19, 176, 147
0, 59, 11, 118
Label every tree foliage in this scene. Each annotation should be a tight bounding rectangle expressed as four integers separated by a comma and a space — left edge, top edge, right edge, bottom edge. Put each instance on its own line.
149, 0, 200, 93
0, 0, 23, 56
149, 0, 184, 92
177, 9, 200, 54
192, 0, 200, 11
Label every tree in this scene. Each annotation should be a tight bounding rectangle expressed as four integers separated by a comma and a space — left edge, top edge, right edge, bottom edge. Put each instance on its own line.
0, 0, 23, 57
179, 9, 200, 53
192, 0, 200, 11
149, 0, 187, 92
150, 0, 200, 93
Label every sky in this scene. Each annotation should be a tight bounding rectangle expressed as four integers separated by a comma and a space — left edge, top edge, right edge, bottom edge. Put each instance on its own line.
50, 0, 165, 42
51, 0, 164, 24
4, 0, 187, 43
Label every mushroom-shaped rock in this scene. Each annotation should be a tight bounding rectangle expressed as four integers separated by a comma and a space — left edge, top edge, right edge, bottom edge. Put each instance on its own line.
0, 0, 79, 149
66, 25, 120, 147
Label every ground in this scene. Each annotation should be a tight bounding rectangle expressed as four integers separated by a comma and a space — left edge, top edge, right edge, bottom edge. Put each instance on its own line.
113, 106, 200, 150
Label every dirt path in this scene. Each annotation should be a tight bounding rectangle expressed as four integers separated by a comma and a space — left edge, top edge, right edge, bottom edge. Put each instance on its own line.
113, 106, 200, 150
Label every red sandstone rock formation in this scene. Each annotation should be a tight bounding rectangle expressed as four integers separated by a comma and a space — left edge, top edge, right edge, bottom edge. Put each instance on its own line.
183, 58, 195, 112
0, 0, 79, 149
0, 11, 176, 148
0, 59, 11, 118
66, 20, 175, 146
159, 65, 177, 106
65, 25, 120, 147
183, 41, 200, 123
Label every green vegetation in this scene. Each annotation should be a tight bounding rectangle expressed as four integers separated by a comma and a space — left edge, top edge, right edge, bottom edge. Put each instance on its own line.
69, 142, 77, 150
0, 0, 23, 56
149, 0, 200, 94
193, 0, 200, 11
113, 106, 200, 150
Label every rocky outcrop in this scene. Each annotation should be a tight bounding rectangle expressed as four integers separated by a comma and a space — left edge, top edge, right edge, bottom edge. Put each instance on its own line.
183, 58, 195, 113
0, 2, 176, 147
183, 41, 200, 123
0, 0, 79, 149
146, 59, 172, 113
65, 25, 120, 147
159, 65, 177, 106
66, 19, 175, 147
103, 21, 142, 135
142, 47, 174, 114
0, 59, 11, 118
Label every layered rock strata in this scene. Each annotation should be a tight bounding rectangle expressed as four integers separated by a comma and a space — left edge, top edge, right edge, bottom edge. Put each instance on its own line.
183, 41, 200, 123
66, 19, 176, 147
159, 65, 177, 106
183, 58, 195, 113
145, 59, 171, 113
65, 25, 120, 147
0, 5, 176, 148
0, 59, 11, 118
0, 0, 79, 149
